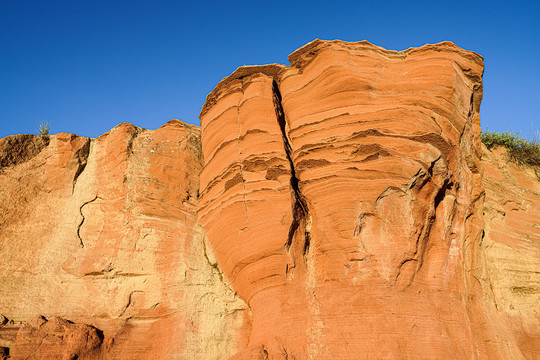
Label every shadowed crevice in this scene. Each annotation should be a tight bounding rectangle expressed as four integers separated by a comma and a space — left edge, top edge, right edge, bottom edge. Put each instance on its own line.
72, 138, 91, 193
126, 128, 144, 160
271, 80, 312, 259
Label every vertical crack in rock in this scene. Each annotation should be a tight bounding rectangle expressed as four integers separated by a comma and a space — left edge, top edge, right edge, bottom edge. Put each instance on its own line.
433, 178, 451, 211
123, 127, 143, 185
271, 80, 312, 259
126, 128, 142, 160
202, 235, 225, 284
77, 195, 99, 248
72, 138, 91, 193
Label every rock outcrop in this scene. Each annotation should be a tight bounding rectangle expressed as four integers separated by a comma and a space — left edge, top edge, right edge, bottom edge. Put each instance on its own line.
10, 316, 103, 360
198, 40, 538, 359
0, 121, 248, 359
480, 146, 540, 359
0, 40, 538, 359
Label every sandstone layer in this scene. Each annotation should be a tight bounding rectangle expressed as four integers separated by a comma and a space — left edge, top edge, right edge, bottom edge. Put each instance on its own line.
1, 40, 539, 359
0, 121, 248, 359
199, 40, 539, 359
480, 146, 540, 359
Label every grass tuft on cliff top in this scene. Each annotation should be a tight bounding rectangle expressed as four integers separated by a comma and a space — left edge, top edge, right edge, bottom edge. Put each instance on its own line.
37, 122, 50, 136
481, 130, 540, 167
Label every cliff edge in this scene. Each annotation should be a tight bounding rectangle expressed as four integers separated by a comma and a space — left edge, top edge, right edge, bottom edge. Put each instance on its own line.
0, 40, 538, 359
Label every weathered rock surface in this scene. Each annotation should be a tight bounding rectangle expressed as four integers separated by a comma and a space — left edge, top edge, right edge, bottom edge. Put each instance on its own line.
9, 316, 103, 360
0, 121, 248, 359
199, 40, 539, 359
480, 146, 540, 359
1, 40, 539, 359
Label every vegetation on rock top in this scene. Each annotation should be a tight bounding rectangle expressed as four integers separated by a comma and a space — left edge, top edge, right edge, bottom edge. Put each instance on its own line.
37, 122, 50, 136
481, 130, 540, 167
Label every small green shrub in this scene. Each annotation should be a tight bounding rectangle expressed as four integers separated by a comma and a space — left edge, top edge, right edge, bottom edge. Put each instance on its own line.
481, 130, 540, 167
37, 122, 50, 136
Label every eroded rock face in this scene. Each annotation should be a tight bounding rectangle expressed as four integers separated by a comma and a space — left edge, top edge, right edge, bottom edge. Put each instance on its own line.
0, 121, 248, 359
10, 316, 103, 360
199, 40, 538, 359
480, 146, 540, 359
1, 40, 539, 359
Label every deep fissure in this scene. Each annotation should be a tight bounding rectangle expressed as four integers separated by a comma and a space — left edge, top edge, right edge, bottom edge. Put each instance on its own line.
271, 80, 312, 257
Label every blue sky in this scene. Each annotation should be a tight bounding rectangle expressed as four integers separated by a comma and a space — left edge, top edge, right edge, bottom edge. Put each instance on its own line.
1, 0, 539, 139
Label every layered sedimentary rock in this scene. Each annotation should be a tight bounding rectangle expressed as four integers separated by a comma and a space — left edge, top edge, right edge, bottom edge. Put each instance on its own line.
0, 121, 248, 359
480, 147, 540, 359
1, 40, 539, 359
199, 40, 538, 359
10, 316, 103, 360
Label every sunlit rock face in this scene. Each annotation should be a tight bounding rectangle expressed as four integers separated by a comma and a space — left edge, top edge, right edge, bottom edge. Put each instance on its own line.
1, 40, 539, 360
480, 146, 540, 359
199, 40, 538, 360
0, 121, 248, 360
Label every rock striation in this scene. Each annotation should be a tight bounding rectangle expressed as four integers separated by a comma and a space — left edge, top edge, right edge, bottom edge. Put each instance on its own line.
0, 121, 248, 359
480, 146, 540, 359
9, 316, 103, 360
198, 40, 538, 359
0, 40, 539, 359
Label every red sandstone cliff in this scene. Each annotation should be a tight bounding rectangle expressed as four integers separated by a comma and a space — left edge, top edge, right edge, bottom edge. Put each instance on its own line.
0, 121, 248, 359
0, 40, 538, 359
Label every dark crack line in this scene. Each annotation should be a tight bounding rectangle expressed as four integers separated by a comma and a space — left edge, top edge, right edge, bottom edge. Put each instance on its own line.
118, 290, 144, 317
77, 195, 99, 248
272, 80, 312, 259
126, 128, 142, 160
202, 235, 225, 284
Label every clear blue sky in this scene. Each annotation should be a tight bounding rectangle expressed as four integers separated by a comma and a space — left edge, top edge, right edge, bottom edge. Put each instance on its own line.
1, 0, 539, 139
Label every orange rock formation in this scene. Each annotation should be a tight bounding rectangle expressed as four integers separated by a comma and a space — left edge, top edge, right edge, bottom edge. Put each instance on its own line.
0, 122, 247, 359
0, 40, 538, 359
